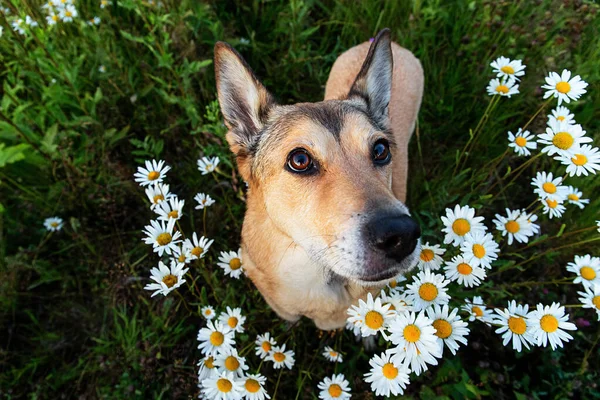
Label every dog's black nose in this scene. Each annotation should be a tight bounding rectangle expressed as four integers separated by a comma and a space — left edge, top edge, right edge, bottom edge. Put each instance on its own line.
367, 214, 421, 261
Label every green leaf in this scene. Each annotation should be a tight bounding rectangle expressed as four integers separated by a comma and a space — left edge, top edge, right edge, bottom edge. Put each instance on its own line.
0, 143, 30, 168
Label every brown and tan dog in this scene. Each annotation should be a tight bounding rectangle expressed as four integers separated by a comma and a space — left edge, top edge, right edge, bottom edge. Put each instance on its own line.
214, 29, 424, 330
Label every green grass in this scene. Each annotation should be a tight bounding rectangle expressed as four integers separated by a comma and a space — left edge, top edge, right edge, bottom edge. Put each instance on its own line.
1, 0, 599, 398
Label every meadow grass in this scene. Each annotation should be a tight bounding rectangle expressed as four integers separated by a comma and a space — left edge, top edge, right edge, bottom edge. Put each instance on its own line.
1, 0, 599, 398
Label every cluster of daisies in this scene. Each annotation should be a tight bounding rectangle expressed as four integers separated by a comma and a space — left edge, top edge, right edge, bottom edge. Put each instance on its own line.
570, 255, 600, 322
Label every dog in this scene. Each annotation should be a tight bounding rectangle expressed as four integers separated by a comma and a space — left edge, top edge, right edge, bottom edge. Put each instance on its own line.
214, 29, 424, 330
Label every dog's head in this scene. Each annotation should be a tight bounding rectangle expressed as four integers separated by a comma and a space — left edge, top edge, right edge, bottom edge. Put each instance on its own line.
214, 29, 420, 285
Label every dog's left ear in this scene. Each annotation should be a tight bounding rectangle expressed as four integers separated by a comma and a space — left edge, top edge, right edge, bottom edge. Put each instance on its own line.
347, 29, 393, 131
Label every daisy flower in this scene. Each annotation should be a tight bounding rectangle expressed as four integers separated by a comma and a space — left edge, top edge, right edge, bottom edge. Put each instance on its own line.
387, 275, 407, 291
184, 232, 214, 260
492, 208, 537, 245
98, 65, 106, 73
44, 217, 64, 232
538, 121, 591, 157
197, 355, 218, 382
172, 244, 192, 265
155, 196, 185, 221
508, 128, 537, 156
379, 289, 413, 316
540, 198, 566, 219
388, 311, 442, 375
487, 77, 519, 97
100, 0, 109, 8
444, 256, 486, 287
556, 144, 600, 177
565, 186, 590, 209
460, 231, 499, 269
267, 344, 295, 369
531, 171, 568, 202
426, 304, 469, 355
548, 105, 575, 125
322, 346, 343, 363
201, 370, 244, 400
255, 333, 277, 359
566, 254, 600, 288
317, 374, 351, 400
25, 15, 38, 27
214, 348, 248, 378
197, 321, 235, 356
405, 270, 451, 312
218, 307, 246, 334
142, 218, 181, 256
542, 69, 588, 105
345, 320, 362, 337
59, 4, 77, 22
462, 296, 494, 325
440, 204, 486, 246
527, 303, 577, 350
218, 249, 244, 279
46, 13, 60, 25
134, 159, 171, 186
145, 183, 172, 210
578, 284, 600, 321
346, 292, 396, 336
417, 242, 445, 271
144, 260, 188, 297
202, 305, 216, 320
493, 300, 535, 352
242, 374, 269, 400
12, 19, 25, 35
195, 193, 216, 209
198, 156, 220, 175
490, 56, 526, 80
87, 16, 100, 25
364, 351, 410, 397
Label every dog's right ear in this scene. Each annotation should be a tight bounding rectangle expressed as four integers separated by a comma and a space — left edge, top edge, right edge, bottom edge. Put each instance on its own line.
214, 42, 275, 166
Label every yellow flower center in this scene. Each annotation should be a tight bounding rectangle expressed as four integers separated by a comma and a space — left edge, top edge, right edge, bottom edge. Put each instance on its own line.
156, 232, 172, 246
433, 319, 453, 339
592, 296, 600, 310
580, 266, 596, 281
542, 182, 557, 194
261, 341, 271, 352
65, 11, 72, 17
162, 274, 177, 288
557, 115, 565, 121
501, 65, 515, 74
52, 15, 59, 21
167, 210, 179, 219
546, 199, 558, 209
552, 132, 574, 150
418, 282, 438, 301
382, 363, 398, 379
496, 85, 509, 94
216, 378, 232, 393
209, 331, 224, 346
515, 136, 527, 147
204, 309, 212, 316
191, 247, 203, 257
224, 355, 240, 371
472, 244, 486, 259
508, 316, 527, 335
50, 222, 59, 227
420, 249, 435, 262
153, 194, 164, 204
452, 218, 470, 236
457, 263, 473, 275
329, 351, 338, 357
245, 379, 261, 393
178, 254, 186, 263
147, 171, 160, 180
229, 257, 242, 270
364, 311, 384, 330
227, 317, 238, 328
273, 352, 286, 362
205, 356, 215, 369
571, 153, 587, 166
328, 384, 343, 398
389, 280, 397, 288
568, 194, 579, 201
556, 81, 571, 94
540, 315, 559, 333
505, 220, 520, 234
403, 324, 421, 342
472, 306, 484, 317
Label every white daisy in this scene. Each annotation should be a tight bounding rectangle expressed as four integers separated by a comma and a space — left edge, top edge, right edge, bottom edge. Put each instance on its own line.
417, 242, 445, 270
405, 270, 451, 312
202, 305, 216, 320
565, 186, 590, 209
197, 355, 218, 382
322, 346, 343, 363
242, 374, 269, 400
218, 307, 246, 334
267, 344, 295, 370
144, 260, 188, 297
184, 232, 214, 261
490, 56, 526, 80
444, 256, 487, 287
388, 310, 442, 375
197, 321, 235, 356
538, 120, 591, 157
172, 244, 192, 265
548, 105, 575, 125
195, 193, 216, 209
459, 231, 499, 269
508, 128, 537, 156
493, 300, 535, 352
214, 347, 248, 378
487, 77, 519, 97
46, 13, 60, 25
142, 218, 181, 256
578, 284, 600, 321
145, 183, 173, 210
426, 304, 469, 356
527, 303, 577, 350
44, 217, 64, 232
386, 275, 408, 292
25, 15, 38, 27
218, 249, 244, 279
86, 16, 100, 25
566, 254, 600, 288
531, 171, 568, 202
540, 197, 566, 219
462, 296, 494, 325
363, 351, 410, 397
201, 370, 244, 400
492, 208, 537, 245
134, 159, 171, 186
379, 289, 413, 316
346, 292, 396, 336
98, 65, 106, 73
100, 0, 109, 9
59, 4, 77, 22
255, 333, 277, 359
155, 196, 185, 221
12, 18, 25, 35
198, 156, 220, 175
556, 144, 600, 177
440, 204, 486, 246
317, 374, 351, 400
345, 320, 362, 337
542, 69, 588, 105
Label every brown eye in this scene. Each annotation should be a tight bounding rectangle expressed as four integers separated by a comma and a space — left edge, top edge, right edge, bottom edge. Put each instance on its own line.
373, 139, 391, 165
287, 149, 314, 173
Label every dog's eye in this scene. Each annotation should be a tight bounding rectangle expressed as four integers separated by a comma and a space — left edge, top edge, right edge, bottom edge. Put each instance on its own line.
373, 139, 391, 165
287, 149, 314, 173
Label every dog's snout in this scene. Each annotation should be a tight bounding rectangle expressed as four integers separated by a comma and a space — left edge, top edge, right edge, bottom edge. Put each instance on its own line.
367, 214, 421, 261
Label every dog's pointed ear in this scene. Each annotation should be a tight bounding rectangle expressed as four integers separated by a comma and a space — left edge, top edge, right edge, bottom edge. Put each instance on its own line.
347, 29, 393, 131
214, 42, 275, 159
